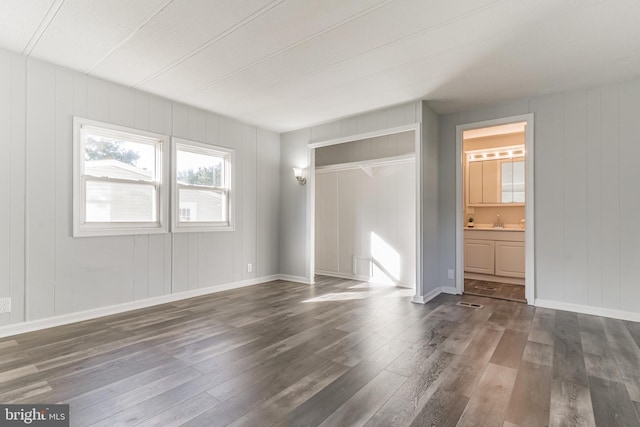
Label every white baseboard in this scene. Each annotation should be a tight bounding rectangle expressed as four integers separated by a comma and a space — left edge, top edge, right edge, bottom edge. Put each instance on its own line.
0, 275, 280, 339
440, 286, 459, 295
412, 287, 442, 304
278, 274, 314, 285
315, 270, 370, 282
535, 299, 640, 323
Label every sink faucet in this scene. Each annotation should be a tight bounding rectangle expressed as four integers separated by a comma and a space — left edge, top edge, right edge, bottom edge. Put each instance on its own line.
495, 214, 503, 228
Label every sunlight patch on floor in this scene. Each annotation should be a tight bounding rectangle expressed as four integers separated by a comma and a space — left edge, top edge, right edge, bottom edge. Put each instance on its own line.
302, 291, 376, 303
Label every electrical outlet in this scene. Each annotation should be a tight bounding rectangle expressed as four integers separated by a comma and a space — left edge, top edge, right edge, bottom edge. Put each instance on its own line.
0, 298, 11, 314
447, 269, 454, 280
247, 263, 252, 273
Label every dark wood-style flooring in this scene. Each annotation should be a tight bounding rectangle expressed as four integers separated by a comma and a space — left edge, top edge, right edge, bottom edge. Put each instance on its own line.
1, 276, 639, 426
464, 278, 527, 303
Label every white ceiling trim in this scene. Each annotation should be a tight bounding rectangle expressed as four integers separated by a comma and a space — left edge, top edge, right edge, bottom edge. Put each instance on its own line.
179, 0, 398, 100
85, 0, 176, 74
21, 0, 65, 56
133, 0, 286, 89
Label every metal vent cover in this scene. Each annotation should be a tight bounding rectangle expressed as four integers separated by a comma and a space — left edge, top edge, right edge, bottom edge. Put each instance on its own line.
457, 301, 484, 309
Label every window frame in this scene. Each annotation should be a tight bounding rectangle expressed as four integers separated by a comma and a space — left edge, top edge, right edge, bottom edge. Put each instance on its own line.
171, 137, 235, 232
73, 117, 170, 237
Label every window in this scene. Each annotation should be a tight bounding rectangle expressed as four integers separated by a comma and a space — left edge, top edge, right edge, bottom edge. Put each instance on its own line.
172, 138, 234, 232
73, 117, 169, 237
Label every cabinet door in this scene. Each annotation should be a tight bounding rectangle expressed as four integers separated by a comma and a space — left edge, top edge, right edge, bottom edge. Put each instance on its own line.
482, 160, 499, 203
495, 241, 525, 278
464, 239, 495, 274
468, 161, 483, 204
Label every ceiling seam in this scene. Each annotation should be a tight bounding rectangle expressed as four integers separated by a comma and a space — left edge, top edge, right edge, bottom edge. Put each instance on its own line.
84, 0, 176, 74
190, 0, 506, 111
132, 0, 287, 90
176, 0, 398, 99
21, 0, 66, 56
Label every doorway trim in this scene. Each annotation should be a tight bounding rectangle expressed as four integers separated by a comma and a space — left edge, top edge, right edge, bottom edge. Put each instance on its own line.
455, 114, 535, 304
308, 122, 423, 301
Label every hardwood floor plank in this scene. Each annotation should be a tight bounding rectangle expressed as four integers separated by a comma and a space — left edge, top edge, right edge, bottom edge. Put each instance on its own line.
602, 318, 640, 401
229, 362, 349, 427
528, 307, 556, 345
490, 329, 528, 369
588, 376, 640, 427
318, 370, 406, 427
549, 380, 596, 427
136, 392, 220, 427
287, 340, 411, 426
504, 361, 552, 427
364, 350, 456, 426
457, 363, 518, 427
553, 311, 588, 386
71, 367, 203, 426
522, 340, 554, 366
409, 389, 469, 427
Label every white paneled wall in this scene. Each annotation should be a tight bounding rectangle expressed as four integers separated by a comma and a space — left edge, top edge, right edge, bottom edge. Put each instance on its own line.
315, 163, 416, 287
438, 79, 640, 316
0, 49, 280, 327
0, 51, 26, 326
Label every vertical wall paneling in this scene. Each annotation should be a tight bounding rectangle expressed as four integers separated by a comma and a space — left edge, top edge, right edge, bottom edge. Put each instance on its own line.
0, 52, 26, 325
600, 85, 620, 310
9, 55, 26, 324
53, 68, 74, 315
314, 172, 338, 273
586, 88, 603, 308
26, 60, 56, 321
618, 79, 640, 313
562, 91, 588, 306
0, 53, 12, 326
256, 129, 280, 277
530, 94, 564, 303
242, 125, 257, 281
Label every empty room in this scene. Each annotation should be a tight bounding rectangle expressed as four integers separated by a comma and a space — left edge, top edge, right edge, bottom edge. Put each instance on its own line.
1, 1, 639, 426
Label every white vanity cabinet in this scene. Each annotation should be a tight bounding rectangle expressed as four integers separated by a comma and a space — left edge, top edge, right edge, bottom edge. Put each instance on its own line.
464, 239, 495, 274
464, 229, 524, 281
495, 240, 525, 278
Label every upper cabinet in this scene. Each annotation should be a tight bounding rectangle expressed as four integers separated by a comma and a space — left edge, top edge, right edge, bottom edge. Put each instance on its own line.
466, 145, 524, 207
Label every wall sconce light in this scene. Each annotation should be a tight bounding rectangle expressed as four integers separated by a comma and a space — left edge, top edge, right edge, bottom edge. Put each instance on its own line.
292, 167, 306, 185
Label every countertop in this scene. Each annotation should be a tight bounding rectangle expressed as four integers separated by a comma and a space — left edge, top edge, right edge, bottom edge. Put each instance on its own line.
465, 226, 524, 232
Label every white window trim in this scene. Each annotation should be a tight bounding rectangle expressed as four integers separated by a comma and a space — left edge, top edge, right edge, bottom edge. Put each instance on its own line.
73, 117, 170, 237
171, 137, 235, 232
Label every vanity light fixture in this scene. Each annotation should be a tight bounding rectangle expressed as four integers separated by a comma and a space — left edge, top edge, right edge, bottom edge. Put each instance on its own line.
292, 167, 306, 185
465, 145, 525, 163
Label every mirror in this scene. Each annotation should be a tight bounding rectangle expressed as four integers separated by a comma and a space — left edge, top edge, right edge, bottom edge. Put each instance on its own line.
466, 155, 524, 206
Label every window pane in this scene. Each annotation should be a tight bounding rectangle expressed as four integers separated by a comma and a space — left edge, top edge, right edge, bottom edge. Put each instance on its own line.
176, 149, 224, 187
84, 134, 156, 180
178, 188, 226, 222
86, 181, 156, 222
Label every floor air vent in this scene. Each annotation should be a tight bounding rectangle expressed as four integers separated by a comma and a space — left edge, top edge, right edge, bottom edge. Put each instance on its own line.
457, 301, 484, 309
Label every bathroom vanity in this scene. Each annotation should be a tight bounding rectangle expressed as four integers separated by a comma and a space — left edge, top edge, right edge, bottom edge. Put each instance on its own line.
464, 227, 524, 285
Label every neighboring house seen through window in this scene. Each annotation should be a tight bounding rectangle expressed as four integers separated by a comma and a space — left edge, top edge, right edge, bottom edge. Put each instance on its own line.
172, 138, 234, 232
73, 117, 168, 237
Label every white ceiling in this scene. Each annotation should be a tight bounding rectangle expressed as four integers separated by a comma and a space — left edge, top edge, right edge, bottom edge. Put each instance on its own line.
2, 0, 640, 132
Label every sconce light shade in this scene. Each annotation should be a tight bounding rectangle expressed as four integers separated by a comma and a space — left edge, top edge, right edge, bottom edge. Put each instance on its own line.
292, 167, 306, 185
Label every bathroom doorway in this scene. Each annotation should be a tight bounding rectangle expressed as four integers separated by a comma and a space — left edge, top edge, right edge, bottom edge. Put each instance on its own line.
455, 115, 535, 304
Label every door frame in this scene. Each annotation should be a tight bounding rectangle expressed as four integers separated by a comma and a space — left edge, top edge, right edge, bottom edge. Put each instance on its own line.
307, 123, 424, 301
455, 113, 535, 304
